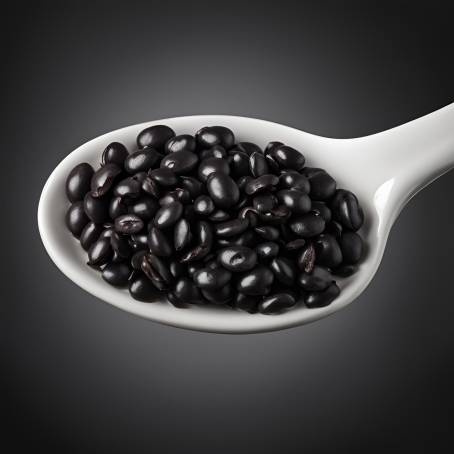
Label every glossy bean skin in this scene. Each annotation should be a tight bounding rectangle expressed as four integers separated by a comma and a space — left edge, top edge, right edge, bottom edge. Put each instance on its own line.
66, 201, 89, 237
199, 145, 227, 160
148, 226, 173, 257
66, 163, 94, 202
235, 142, 262, 155
174, 218, 192, 251
230, 151, 250, 179
193, 267, 232, 289
148, 168, 178, 187
201, 284, 233, 304
259, 293, 296, 314
110, 231, 132, 258
141, 253, 173, 290
277, 189, 311, 214
253, 194, 276, 213
102, 262, 131, 286
102, 142, 129, 166
109, 196, 128, 219
131, 250, 147, 270
160, 150, 199, 175
305, 283, 340, 308
330, 189, 364, 231
298, 266, 333, 291
307, 169, 336, 200
173, 277, 203, 303
180, 176, 203, 199
88, 237, 113, 266
269, 145, 305, 171
254, 226, 280, 241
209, 209, 230, 222
79, 222, 103, 250
206, 172, 240, 209
289, 213, 325, 238
196, 126, 235, 149
284, 239, 306, 251
255, 242, 280, 261
279, 171, 310, 193
194, 195, 215, 216
249, 152, 269, 177
217, 246, 257, 272
233, 293, 260, 313
165, 134, 196, 154
128, 197, 158, 221
153, 202, 183, 229
338, 231, 363, 264
270, 257, 296, 286
124, 148, 161, 174
113, 177, 141, 199
245, 174, 279, 195
313, 234, 343, 268
129, 273, 156, 301
90, 163, 123, 197
137, 125, 175, 150
198, 157, 230, 182
215, 219, 249, 237
237, 266, 274, 295
333, 264, 358, 277
311, 201, 332, 223
114, 214, 144, 234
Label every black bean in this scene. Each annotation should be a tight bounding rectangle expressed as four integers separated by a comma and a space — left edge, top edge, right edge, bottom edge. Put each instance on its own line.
209, 209, 230, 222
339, 231, 363, 264
129, 273, 156, 301
311, 201, 332, 222
237, 266, 274, 295
148, 168, 179, 187
66, 163, 94, 203
87, 237, 112, 266
249, 152, 269, 177
114, 214, 144, 234
169, 260, 186, 279
160, 150, 198, 175
232, 230, 259, 248
113, 177, 142, 199
66, 201, 89, 237
137, 125, 175, 150
206, 172, 240, 209
83, 193, 110, 224
257, 205, 291, 225
333, 264, 358, 277
102, 262, 131, 287
90, 163, 123, 198
128, 197, 158, 221
229, 151, 250, 179
174, 218, 192, 251
237, 175, 253, 192
148, 226, 173, 257
124, 148, 161, 173
111, 231, 132, 258
255, 242, 280, 261
173, 277, 203, 303
264, 141, 283, 154
259, 293, 296, 314
198, 157, 230, 182
265, 153, 280, 175
245, 174, 279, 195
284, 239, 306, 251
253, 194, 277, 213
217, 246, 258, 272
268, 145, 305, 171
141, 253, 173, 290
153, 201, 183, 229
99, 227, 114, 241
313, 234, 343, 268
131, 250, 147, 270
109, 196, 128, 219
235, 142, 262, 155
289, 213, 325, 237
159, 188, 190, 206
193, 267, 232, 289
180, 176, 203, 199
325, 221, 343, 239
330, 189, 364, 231
270, 257, 296, 286
187, 261, 204, 277
297, 243, 316, 273
279, 171, 310, 193
179, 221, 213, 262
201, 284, 233, 304
277, 189, 311, 214
79, 222, 103, 250
199, 145, 227, 160
298, 266, 333, 291
130, 233, 148, 250
102, 142, 129, 166
165, 134, 196, 154
194, 195, 215, 216
141, 176, 161, 198
254, 226, 279, 241
215, 218, 249, 237
196, 126, 235, 149
305, 283, 340, 308
307, 169, 337, 200
233, 293, 259, 313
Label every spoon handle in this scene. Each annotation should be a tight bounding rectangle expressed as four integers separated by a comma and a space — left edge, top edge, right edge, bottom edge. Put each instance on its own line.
350, 102, 454, 218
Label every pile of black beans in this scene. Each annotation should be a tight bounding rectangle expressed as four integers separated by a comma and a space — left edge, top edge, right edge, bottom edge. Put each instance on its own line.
65, 125, 365, 314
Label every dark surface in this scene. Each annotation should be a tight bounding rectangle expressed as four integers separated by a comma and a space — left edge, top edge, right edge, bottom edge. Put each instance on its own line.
2, 1, 454, 453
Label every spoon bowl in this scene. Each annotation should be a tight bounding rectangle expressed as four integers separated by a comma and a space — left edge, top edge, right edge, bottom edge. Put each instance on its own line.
38, 105, 454, 333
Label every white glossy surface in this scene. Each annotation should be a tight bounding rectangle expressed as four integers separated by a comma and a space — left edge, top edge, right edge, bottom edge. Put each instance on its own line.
38, 104, 454, 333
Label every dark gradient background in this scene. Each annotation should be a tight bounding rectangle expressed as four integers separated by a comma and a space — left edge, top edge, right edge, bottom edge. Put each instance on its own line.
2, 1, 454, 453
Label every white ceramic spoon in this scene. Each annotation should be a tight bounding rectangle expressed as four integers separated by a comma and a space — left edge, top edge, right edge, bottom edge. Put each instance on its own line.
38, 104, 454, 333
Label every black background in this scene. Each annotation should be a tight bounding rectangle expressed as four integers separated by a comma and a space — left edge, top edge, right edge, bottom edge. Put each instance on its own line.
2, 1, 454, 453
